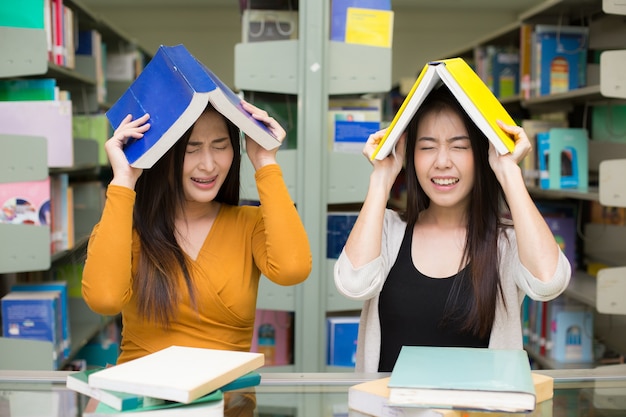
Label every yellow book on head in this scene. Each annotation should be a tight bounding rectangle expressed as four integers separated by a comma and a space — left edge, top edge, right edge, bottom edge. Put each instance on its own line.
371, 57, 516, 161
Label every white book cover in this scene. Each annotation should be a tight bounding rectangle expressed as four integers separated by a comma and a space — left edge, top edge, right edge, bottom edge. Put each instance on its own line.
88, 346, 264, 404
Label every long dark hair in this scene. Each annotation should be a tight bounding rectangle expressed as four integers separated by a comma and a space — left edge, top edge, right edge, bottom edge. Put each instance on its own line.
402, 85, 508, 338
132, 105, 242, 326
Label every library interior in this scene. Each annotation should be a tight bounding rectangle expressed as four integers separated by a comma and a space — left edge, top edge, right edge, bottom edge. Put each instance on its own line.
1, 0, 626, 416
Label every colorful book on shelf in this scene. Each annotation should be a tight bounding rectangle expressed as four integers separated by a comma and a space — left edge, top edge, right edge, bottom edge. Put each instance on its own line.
371, 57, 516, 161
549, 301, 594, 364
1, 290, 64, 369
0, 100, 73, 168
87, 346, 264, 404
349, 373, 553, 417
520, 118, 568, 187
326, 316, 359, 367
344, 7, 394, 48
532, 25, 588, 97
82, 390, 224, 417
106, 44, 280, 169
0, 176, 50, 226
250, 309, 294, 366
330, 0, 391, 42
328, 98, 381, 153
0, 0, 45, 29
0, 78, 57, 101
537, 127, 589, 191
11, 281, 71, 360
387, 346, 536, 413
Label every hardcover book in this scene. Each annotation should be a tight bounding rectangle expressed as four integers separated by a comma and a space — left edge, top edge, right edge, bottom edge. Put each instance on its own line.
106, 44, 280, 169
520, 118, 568, 187
0, 100, 73, 168
537, 127, 589, 191
349, 373, 553, 417
387, 346, 536, 413
1, 290, 64, 369
0, 177, 50, 226
326, 316, 360, 367
67, 368, 144, 411
82, 390, 224, 417
532, 25, 588, 96
87, 346, 264, 404
68, 368, 260, 411
371, 58, 516, 161
330, 0, 391, 42
11, 281, 71, 360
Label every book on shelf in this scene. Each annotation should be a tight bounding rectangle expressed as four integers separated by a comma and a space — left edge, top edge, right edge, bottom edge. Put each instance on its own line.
531, 25, 589, 97
87, 346, 264, 404
0, 78, 57, 101
519, 23, 534, 100
349, 373, 553, 417
387, 346, 536, 413
250, 309, 294, 366
11, 281, 71, 360
344, 7, 394, 48
549, 299, 594, 364
106, 44, 281, 169
326, 316, 360, 367
0, 176, 50, 226
68, 367, 260, 412
72, 114, 113, 166
330, 0, 391, 42
371, 58, 516, 161
50, 172, 73, 252
82, 390, 224, 417
0, 0, 45, 29
328, 98, 381, 153
537, 127, 589, 191
0, 100, 73, 168
520, 118, 568, 187
1, 290, 64, 369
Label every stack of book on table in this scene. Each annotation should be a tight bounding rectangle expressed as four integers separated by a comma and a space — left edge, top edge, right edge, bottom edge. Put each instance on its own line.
66, 345, 264, 416
348, 346, 555, 417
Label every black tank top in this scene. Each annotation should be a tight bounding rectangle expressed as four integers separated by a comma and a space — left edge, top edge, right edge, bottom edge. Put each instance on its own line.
377, 226, 489, 372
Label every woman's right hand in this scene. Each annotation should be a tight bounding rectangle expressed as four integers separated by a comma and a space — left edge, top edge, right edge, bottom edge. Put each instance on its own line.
105, 113, 150, 189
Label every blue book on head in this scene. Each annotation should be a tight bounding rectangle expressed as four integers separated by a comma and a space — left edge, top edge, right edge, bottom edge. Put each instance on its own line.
106, 44, 280, 169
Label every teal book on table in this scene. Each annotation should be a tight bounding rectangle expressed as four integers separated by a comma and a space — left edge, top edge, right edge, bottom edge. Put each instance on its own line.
388, 346, 536, 413
68, 368, 261, 411
83, 390, 224, 417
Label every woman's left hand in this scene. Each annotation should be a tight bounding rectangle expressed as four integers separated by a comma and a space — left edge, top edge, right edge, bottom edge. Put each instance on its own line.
241, 100, 286, 171
488, 120, 532, 179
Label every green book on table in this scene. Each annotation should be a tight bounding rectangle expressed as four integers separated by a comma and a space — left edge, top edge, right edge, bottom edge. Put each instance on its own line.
82, 390, 224, 417
67, 368, 261, 411
388, 346, 536, 413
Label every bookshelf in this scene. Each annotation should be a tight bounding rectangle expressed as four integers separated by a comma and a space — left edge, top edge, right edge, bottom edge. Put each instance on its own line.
439, 0, 626, 368
236, 1, 390, 372
0, 0, 147, 370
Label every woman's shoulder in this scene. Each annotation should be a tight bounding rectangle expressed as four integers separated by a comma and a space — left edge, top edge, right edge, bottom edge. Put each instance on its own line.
384, 208, 403, 222
384, 208, 406, 230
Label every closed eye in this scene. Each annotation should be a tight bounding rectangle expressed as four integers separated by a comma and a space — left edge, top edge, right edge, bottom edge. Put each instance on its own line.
211, 138, 230, 151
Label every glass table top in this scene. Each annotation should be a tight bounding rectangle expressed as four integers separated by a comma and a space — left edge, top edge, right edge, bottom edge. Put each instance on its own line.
2, 368, 626, 416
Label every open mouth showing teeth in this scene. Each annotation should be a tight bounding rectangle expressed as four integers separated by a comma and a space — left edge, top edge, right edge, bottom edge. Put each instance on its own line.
432, 178, 459, 186
192, 177, 214, 184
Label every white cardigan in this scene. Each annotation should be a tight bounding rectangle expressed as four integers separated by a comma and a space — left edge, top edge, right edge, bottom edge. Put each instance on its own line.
333, 209, 571, 372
